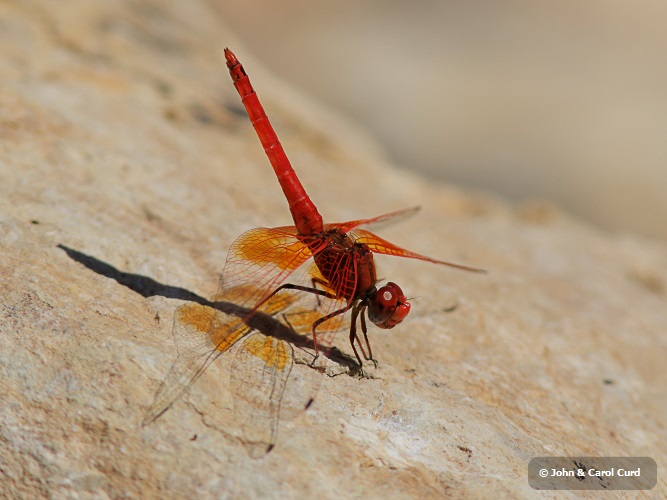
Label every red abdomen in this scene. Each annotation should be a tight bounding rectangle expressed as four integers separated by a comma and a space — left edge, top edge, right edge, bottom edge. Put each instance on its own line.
225, 48, 323, 236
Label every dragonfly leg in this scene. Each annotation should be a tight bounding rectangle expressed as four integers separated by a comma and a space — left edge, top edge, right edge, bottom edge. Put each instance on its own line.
359, 310, 378, 369
280, 310, 321, 365
348, 304, 364, 368
255, 283, 336, 314
312, 303, 352, 356
349, 304, 377, 373
310, 277, 327, 308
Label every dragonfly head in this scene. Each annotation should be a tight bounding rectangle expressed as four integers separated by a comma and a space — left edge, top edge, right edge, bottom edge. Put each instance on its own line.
367, 282, 411, 329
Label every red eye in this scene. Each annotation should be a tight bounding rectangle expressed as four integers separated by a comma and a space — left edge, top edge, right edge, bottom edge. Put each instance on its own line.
367, 282, 410, 329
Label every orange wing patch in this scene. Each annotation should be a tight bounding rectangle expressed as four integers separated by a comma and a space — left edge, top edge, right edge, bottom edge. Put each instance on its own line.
235, 227, 311, 268
243, 335, 290, 370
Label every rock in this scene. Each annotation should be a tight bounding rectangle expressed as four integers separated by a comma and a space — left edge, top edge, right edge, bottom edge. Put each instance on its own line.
1, 1, 665, 497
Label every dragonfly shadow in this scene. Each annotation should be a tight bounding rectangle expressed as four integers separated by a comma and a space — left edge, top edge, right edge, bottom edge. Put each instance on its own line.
57, 244, 358, 371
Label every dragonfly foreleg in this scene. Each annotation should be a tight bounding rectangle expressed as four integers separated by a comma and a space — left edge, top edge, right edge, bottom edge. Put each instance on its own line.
349, 304, 377, 370
358, 310, 378, 368
348, 304, 364, 367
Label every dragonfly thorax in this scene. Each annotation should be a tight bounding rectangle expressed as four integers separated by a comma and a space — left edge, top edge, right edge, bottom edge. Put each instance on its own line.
366, 282, 411, 329
310, 228, 377, 302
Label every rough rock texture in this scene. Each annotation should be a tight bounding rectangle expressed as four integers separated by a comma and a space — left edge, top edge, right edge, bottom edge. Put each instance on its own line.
1, 1, 665, 498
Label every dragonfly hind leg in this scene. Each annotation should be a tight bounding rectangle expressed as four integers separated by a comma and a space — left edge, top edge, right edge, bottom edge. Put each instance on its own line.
256, 283, 336, 313
255, 283, 345, 366
310, 303, 352, 358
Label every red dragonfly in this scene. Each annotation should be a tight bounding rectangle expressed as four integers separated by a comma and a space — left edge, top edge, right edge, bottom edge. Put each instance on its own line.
143, 49, 483, 454
221, 48, 483, 366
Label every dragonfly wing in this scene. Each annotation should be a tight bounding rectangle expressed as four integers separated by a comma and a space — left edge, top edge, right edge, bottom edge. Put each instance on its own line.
228, 285, 331, 457
329, 206, 421, 233
142, 302, 249, 426
231, 332, 293, 457
144, 283, 308, 425
215, 226, 316, 311
350, 228, 486, 272
218, 225, 357, 353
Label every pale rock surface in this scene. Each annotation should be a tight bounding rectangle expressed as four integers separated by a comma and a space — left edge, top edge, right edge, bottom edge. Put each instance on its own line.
1, 1, 665, 498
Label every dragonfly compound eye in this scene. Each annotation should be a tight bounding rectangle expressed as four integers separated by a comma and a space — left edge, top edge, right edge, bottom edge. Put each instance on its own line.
368, 282, 411, 329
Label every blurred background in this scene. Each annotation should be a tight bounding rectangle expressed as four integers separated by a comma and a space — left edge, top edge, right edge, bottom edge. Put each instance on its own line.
211, 0, 667, 239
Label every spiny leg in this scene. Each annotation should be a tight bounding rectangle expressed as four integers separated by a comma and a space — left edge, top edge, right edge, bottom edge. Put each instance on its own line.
353, 305, 370, 360
348, 304, 376, 376
359, 309, 378, 368
348, 304, 364, 368
353, 306, 369, 360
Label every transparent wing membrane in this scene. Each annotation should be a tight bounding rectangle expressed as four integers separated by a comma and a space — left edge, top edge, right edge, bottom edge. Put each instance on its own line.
350, 228, 486, 273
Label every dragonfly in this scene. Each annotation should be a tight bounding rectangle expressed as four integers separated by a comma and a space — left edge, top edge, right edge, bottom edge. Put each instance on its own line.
143, 49, 484, 454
